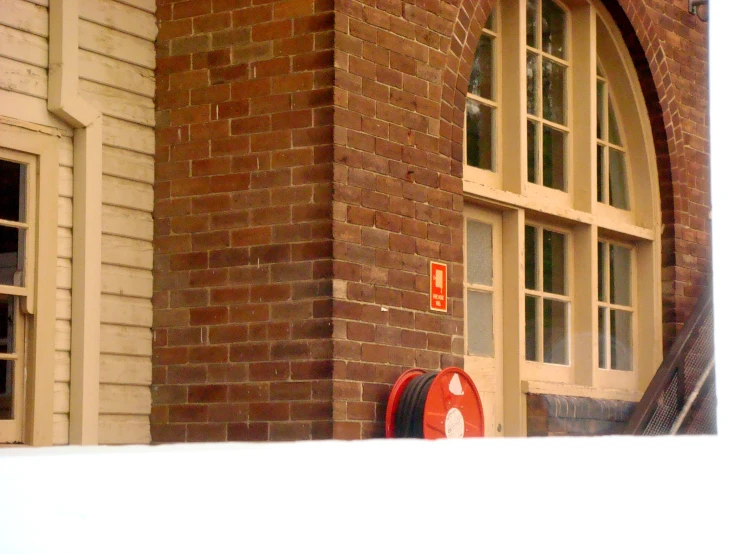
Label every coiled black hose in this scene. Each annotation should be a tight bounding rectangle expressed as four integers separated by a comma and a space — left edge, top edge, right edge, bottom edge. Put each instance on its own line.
394, 371, 439, 438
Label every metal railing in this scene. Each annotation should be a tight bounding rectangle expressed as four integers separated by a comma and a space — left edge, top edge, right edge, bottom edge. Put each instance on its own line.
624, 286, 716, 435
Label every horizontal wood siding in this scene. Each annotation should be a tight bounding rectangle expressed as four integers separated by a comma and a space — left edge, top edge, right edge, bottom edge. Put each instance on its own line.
0, 0, 155, 445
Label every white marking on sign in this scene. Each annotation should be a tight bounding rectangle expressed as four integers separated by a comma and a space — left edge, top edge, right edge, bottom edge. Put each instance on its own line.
445, 408, 465, 438
434, 269, 444, 289
449, 374, 463, 396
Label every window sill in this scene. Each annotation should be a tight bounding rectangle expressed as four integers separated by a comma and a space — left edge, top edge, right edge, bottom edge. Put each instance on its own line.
521, 380, 642, 402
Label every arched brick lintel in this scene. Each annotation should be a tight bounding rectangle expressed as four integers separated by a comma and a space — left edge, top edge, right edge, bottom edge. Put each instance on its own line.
441, 0, 684, 346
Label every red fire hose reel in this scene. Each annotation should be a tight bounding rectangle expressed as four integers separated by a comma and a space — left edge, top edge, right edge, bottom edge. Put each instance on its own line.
385, 367, 484, 439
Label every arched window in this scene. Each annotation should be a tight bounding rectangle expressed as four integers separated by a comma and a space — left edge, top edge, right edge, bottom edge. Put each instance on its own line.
463, 0, 661, 437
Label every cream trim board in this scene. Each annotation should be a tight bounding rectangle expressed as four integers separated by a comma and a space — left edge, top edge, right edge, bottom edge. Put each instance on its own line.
521, 380, 642, 402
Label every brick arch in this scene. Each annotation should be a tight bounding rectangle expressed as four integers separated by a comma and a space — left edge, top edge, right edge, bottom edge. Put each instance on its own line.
441, 0, 684, 345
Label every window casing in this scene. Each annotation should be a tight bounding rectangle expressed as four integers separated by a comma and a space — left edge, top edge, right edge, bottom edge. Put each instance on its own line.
463, 0, 662, 434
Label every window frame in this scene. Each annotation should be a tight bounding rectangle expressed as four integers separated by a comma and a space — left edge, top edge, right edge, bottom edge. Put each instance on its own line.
461, 0, 662, 435
0, 122, 59, 445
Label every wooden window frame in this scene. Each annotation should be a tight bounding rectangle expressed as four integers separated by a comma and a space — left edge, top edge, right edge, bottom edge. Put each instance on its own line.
0, 123, 58, 445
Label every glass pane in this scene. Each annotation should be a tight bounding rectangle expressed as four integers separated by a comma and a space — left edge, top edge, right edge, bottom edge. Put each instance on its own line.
598, 307, 607, 369
609, 148, 629, 210
596, 80, 605, 140
542, 125, 566, 191
543, 229, 566, 294
525, 225, 538, 290
466, 220, 493, 286
610, 244, 631, 306
0, 159, 24, 223
526, 0, 538, 48
485, 8, 495, 31
543, 299, 568, 364
0, 360, 13, 419
610, 309, 632, 371
469, 34, 493, 100
526, 52, 538, 116
608, 99, 622, 146
597, 144, 606, 203
542, 59, 566, 124
596, 62, 604, 78
525, 295, 538, 361
597, 241, 607, 302
542, 0, 566, 59
466, 99, 494, 171
0, 296, 13, 354
467, 290, 494, 357
0, 227, 23, 287
527, 120, 538, 184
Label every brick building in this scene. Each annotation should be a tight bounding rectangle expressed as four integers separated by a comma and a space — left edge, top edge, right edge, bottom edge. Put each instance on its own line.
0, 0, 710, 445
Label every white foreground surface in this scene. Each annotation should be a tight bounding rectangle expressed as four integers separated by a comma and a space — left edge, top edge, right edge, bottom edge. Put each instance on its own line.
0, 437, 735, 553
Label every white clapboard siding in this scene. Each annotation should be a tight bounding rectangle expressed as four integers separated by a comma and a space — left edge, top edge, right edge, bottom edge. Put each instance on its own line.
56, 288, 72, 321
53, 413, 70, 445
102, 264, 153, 299
58, 196, 73, 229
103, 204, 153, 241
79, 79, 155, 127
101, 294, 153, 327
103, 174, 154, 211
0, 23, 48, 67
57, 258, 72, 290
100, 353, 152, 385
58, 227, 72, 260
0, 56, 47, 98
79, 50, 154, 98
101, 324, 152, 357
79, 19, 154, 69
103, 145, 154, 184
103, 115, 155, 155
55, 319, 71, 352
0, 0, 48, 37
59, 136, 74, 167
0, 90, 70, 131
116, 0, 155, 14
80, 0, 157, 43
54, 381, 70, 414
55, 351, 71, 383
100, 384, 151, 415
102, 235, 153, 270
99, 414, 151, 444
58, 165, 72, 198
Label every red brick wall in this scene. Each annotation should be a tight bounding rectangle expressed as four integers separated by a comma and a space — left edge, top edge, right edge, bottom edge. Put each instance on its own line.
153, 0, 335, 442
153, 0, 710, 441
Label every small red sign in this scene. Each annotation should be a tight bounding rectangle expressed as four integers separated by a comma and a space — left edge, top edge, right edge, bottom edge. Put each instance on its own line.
429, 261, 448, 312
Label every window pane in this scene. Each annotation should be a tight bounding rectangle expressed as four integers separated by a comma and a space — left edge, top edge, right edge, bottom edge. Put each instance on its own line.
608, 99, 622, 146
467, 290, 494, 357
598, 306, 607, 369
543, 299, 568, 365
526, 0, 538, 48
0, 296, 13, 354
543, 229, 566, 294
543, 125, 566, 191
542, 59, 566, 124
0, 227, 23, 287
609, 148, 629, 210
609, 244, 631, 306
525, 225, 538, 290
0, 159, 24, 223
525, 295, 538, 361
485, 8, 495, 31
469, 34, 493, 100
466, 220, 493, 286
541, 0, 566, 59
610, 309, 632, 371
466, 98, 494, 171
526, 52, 538, 116
598, 241, 607, 302
527, 120, 538, 184
0, 360, 14, 419
596, 80, 605, 140
597, 144, 606, 203
596, 62, 604, 78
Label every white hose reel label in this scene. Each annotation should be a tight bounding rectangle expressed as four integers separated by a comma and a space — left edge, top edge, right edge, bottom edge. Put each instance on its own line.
445, 408, 465, 438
